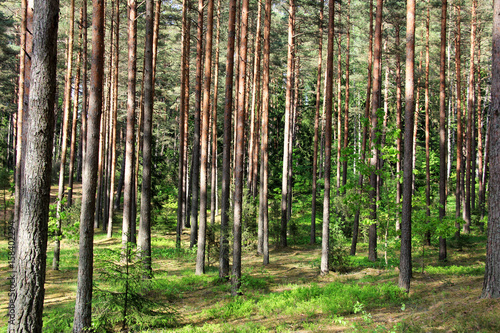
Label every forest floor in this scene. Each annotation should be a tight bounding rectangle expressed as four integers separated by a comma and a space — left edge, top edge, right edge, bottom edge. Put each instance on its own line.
0, 185, 499, 332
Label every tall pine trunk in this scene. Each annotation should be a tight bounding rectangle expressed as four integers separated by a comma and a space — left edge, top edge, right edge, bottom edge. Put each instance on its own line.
481, 0, 500, 299
9, 0, 58, 329
53, 0, 75, 271
260, 0, 271, 265
189, 0, 205, 248
280, 0, 295, 248
368, 0, 383, 262
464, 0, 477, 234
439, 0, 448, 261
139, 0, 155, 277
320, 0, 334, 275
196, 0, 215, 275
122, 0, 137, 254
220, 0, 237, 279
399, 0, 415, 293
311, 0, 323, 245
73, 0, 104, 328
454, 3, 463, 238
232, 0, 249, 295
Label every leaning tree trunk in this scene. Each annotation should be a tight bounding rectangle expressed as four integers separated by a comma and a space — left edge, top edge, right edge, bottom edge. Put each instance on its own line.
73, 0, 104, 329
9, 0, 58, 330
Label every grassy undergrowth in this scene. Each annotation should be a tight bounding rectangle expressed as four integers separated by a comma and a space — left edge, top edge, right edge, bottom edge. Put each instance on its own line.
0, 191, 498, 331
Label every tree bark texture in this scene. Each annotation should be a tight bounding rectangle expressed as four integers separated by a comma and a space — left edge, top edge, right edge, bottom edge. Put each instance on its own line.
351, 0, 373, 256
481, 0, 500, 299
72, 0, 104, 329
220, 0, 237, 279
399, 0, 415, 293
9, 0, 58, 330
280, 0, 295, 248
320, 0, 334, 275
368, 0, 383, 263
311, 0, 323, 246
260, 0, 271, 265
439, 0, 448, 261
139, 0, 154, 277
122, 0, 137, 253
196, 0, 215, 276
189, 0, 205, 248
232, 0, 249, 295
53, 0, 75, 271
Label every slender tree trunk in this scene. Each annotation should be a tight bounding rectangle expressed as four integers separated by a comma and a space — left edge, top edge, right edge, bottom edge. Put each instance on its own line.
336, 24, 342, 193
342, 0, 351, 189
13, 0, 27, 235
196, 0, 215, 276
138, 0, 154, 277
260, 0, 271, 265
122, 0, 137, 254
79, 0, 88, 182
399, 0, 415, 293
107, 0, 120, 238
350, 0, 373, 256
232, 0, 249, 295
220, 0, 237, 279
114, 143, 125, 210
455, 2, 463, 238
53, 0, 75, 271
248, 0, 262, 199
320, 0, 334, 275
67, 18, 82, 208
177, 0, 188, 248
396, 21, 402, 234
464, 0, 476, 234
280, 0, 295, 248
481, 0, 500, 298
311, 0, 323, 245
211, 0, 222, 226
424, 6, 431, 246
183, 18, 192, 230
189, 0, 204, 248
9, 0, 58, 330
439, 0, 448, 261
368, 0, 383, 263
73, 0, 104, 328
477, 31, 485, 222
